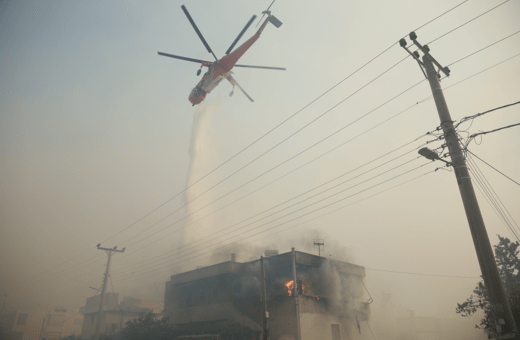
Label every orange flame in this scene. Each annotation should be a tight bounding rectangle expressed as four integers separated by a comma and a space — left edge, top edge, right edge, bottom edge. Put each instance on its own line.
285, 280, 294, 296
284, 280, 314, 296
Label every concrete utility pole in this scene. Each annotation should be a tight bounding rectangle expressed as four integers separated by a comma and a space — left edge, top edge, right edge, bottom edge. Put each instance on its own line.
400, 32, 518, 339
291, 248, 301, 340
94, 245, 125, 340
261, 256, 270, 340
38, 318, 46, 340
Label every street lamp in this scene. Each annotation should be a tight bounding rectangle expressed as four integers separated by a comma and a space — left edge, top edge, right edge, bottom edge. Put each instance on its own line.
418, 147, 450, 164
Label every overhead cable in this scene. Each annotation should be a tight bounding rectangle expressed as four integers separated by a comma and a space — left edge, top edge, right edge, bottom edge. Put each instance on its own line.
469, 123, 520, 139
466, 149, 520, 187
113, 153, 426, 276
427, 0, 511, 45
111, 162, 431, 282
34, 0, 476, 282
456, 100, 520, 128
448, 30, 520, 67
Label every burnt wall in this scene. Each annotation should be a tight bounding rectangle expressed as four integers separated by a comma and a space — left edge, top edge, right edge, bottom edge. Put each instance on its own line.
266, 297, 297, 340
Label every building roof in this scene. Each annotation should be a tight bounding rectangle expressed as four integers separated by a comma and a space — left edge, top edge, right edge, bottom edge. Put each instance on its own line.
168, 250, 365, 285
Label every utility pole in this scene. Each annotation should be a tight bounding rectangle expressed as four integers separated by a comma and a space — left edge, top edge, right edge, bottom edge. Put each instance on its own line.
38, 318, 45, 340
261, 256, 270, 340
94, 244, 125, 340
399, 32, 518, 339
291, 248, 301, 340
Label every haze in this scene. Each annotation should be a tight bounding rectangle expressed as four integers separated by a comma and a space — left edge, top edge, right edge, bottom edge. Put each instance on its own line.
1, 0, 519, 338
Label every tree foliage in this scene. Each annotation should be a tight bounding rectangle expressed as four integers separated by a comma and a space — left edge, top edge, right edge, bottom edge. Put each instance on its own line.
119, 311, 177, 340
456, 235, 520, 339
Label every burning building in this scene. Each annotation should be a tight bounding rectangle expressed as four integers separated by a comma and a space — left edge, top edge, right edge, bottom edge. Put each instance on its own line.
164, 249, 370, 340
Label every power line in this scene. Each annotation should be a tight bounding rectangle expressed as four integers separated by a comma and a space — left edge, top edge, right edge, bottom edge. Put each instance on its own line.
112, 152, 427, 277
456, 100, 520, 129
365, 267, 479, 279
29, 0, 478, 283
101, 34, 402, 247
466, 154, 520, 241
37, 89, 432, 296
466, 149, 520, 187
95, 1, 474, 249
117, 44, 520, 261
466, 156, 520, 241
34, 3, 506, 299
46, 310, 81, 326
412, 0, 469, 32
111, 162, 431, 282
447, 29, 520, 67
417, 52, 520, 104
112, 135, 431, 268
118, 74, 423, 250
469, 122, 520, 139
119, 55, 411, 247
36, 49, 520, 304
427, 0, 511, 45
65, 169, 436, 302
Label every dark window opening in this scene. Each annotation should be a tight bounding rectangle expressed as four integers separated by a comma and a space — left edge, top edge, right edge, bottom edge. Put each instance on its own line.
16, 314, 28, 325
331, 324, 341, 340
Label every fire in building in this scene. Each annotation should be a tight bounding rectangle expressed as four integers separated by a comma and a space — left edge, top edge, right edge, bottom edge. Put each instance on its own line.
164, 249, 371, 340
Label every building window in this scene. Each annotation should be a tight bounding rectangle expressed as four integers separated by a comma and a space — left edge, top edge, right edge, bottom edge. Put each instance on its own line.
331, 324, 341, 340
16, 314, 28, 325
91, 314, 95, 324
11, 332, 24, 340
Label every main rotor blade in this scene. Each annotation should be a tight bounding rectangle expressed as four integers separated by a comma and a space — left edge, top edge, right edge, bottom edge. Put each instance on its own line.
227, 75, 254, 102
234, 64, 286, 71
181, 5, 218, 61
157, 52, 212, 65
225, 15, 256, 55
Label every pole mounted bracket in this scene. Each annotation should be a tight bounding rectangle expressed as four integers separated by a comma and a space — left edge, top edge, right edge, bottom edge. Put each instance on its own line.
399, 37, 427, 79
399, 32, 451, 80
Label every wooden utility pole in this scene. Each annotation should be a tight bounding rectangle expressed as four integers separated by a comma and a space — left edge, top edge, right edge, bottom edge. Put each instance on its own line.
94, 245, 125, 340
400, 32, 518, 339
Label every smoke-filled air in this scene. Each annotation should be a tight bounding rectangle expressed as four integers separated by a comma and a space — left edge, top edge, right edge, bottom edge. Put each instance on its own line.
1, 1, 519, 340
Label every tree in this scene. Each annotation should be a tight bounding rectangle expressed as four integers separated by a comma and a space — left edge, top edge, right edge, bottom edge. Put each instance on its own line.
119, 311, 177, 340
456, 235, 520, 339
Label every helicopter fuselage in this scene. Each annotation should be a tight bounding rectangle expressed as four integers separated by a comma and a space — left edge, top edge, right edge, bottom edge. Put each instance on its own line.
189, 19, 268, 105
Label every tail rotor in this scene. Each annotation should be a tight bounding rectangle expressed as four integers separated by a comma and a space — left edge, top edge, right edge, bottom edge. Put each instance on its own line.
256, 0, 278, 27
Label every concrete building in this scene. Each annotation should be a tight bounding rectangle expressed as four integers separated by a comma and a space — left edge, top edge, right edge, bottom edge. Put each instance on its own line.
80, 292, 163, 340
1, 309, 46, 340
42, 307, 83, 340
164, 250, 371, 340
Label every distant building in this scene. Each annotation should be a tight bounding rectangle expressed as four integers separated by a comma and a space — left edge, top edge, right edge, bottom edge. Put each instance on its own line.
164, 250, 371, 340
42, 307, 83, 340
1, 309, 46, 340
79, 292, 163, 340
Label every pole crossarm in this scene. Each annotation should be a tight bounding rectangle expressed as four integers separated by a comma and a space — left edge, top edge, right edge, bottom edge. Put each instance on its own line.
399, 31, 451, 79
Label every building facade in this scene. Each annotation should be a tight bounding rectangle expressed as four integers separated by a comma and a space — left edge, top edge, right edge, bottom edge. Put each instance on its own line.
80, 293, 163, 340
1, 310, 46, 340
42, 307, 83, 340
164, 250, 371, 340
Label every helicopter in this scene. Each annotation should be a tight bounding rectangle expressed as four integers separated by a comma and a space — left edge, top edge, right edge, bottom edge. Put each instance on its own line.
158, 4, 285, 106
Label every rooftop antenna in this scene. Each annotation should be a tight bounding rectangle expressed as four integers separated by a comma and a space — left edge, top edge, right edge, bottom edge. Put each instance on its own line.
313, 239, 324, 257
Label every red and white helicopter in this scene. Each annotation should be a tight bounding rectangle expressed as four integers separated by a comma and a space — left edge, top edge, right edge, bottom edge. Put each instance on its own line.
158, 4, 285, 106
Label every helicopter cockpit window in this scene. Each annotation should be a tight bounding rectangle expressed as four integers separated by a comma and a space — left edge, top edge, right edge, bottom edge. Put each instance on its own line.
192, 87, 202, 98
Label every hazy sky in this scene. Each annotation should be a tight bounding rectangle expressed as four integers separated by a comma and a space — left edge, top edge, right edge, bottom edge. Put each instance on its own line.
1, 0, 519, 335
